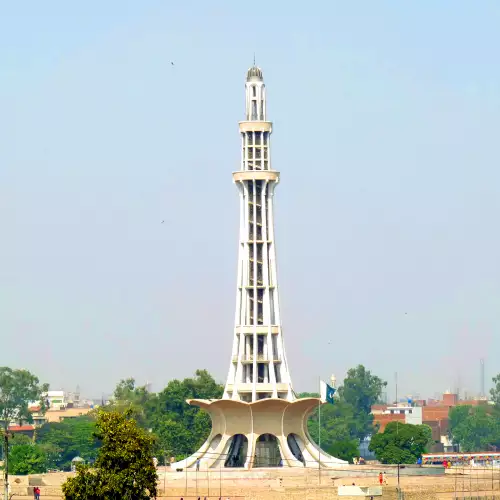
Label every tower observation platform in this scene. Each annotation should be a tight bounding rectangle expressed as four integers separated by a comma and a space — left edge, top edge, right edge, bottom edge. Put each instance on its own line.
171, 65, 347, 470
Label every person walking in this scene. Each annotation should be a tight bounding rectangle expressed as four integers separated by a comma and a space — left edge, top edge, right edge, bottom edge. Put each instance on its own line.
34, 486, 41, 500
378, 472, 383, 485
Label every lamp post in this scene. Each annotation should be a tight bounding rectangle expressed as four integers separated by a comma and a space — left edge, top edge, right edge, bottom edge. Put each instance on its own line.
207, 462, 210, 498
219, 458, 222, 499
3, 431, 9, 500
397, 463, 400, 495
184, 454, 188, 497
162, 450, 169, 497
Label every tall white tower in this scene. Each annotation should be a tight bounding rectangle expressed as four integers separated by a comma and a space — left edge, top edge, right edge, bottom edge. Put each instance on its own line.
223, 65, 294, 403
171, 65, 347, 470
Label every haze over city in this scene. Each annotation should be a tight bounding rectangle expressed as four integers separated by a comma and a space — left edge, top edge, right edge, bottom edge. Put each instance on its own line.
1, 1, 499, 401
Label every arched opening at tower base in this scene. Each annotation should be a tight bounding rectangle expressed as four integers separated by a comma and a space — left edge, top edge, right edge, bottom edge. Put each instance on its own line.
287, 433, 305, 465
224, 434, 248, 468
254, 434, 282, 468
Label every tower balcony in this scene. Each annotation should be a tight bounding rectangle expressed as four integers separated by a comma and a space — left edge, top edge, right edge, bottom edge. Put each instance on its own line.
225, 383, 289, 393
234, 326, 281, 334
241, 284, 275, 289
233, 170, 279, 183
232, 354, 282, 363
238, 121, 272, 133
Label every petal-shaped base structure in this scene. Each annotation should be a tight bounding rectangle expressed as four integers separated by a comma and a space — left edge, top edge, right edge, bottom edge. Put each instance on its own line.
171, 398, 348, 470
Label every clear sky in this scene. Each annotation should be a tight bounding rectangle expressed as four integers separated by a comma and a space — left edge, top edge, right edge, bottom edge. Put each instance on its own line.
1, 1, 499, 401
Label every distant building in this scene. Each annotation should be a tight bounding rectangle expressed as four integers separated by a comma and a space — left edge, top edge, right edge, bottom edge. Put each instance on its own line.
46, 390, 66, 410
371, 403, 422, 435
371, 391, 491, 453
30, 406, 92, 426
14, 389, 95, 430
8, 425, 36, 439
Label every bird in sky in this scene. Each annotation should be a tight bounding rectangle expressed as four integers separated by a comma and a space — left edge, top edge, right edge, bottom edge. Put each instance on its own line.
171, 61, 174, 66
161, 220, 165, 224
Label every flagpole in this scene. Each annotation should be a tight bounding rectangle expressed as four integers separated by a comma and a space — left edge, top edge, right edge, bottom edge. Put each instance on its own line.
318, 376, 321, 485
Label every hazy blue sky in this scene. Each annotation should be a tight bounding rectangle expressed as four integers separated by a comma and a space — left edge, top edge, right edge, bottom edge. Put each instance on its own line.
1, 1, 499, 401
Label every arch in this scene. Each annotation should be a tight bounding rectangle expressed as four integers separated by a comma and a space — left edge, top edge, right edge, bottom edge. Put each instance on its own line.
224, 434, 248, 468
287, 433, 305, 465
208, 434, 222, 453
254, 434, 282, 468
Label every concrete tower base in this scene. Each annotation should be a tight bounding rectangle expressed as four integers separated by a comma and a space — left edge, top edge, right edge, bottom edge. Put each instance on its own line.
171, 398, 348, 470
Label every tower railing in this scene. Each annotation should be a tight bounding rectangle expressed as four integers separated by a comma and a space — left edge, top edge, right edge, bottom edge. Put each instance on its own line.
232, 354, 282, 363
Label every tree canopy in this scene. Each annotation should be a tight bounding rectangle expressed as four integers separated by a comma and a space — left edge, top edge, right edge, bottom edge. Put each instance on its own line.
93, 370, 223, 462
448, 405, 500, 452
107, 378, 152, 427
37, 415, 100, 471
369, 422, 432, 464
0, 367, 48, 431
62, 410, 157, 500
146, 369, 223, 459
491, 373, 500, 407
338, 365, 387, 418
304, 365, 386, 463
8, 444, 47, 475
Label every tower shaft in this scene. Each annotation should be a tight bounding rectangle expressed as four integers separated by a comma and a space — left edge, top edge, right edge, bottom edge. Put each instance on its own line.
224, 66, 293, 402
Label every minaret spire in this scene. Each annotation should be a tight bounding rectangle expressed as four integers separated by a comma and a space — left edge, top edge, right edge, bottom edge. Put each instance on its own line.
224, 65, 293, 402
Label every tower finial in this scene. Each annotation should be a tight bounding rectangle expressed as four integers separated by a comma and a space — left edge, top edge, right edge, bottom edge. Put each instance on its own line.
253, 52, 256, 66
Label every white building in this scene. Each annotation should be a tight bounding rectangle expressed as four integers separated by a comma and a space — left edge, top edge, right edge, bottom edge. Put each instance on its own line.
46, 390, 66, 410
384, 404, 423, 426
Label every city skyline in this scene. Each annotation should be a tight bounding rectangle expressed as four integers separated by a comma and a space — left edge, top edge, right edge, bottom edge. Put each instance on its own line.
1, 1, 499, 400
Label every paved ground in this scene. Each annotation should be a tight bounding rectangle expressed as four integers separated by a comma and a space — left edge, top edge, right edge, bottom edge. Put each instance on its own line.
6, 467, 500, 500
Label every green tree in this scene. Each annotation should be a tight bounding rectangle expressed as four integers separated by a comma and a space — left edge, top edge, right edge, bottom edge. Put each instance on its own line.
62, 410, 157, 500
328, 439, 360, 463
0, 367, 48, 430
369, 422, 432, 464
305, 395, 360, 462
303, 365, 386, 462
448, 404, 471, 436
107, 378, 152, 427
338, 365, 387, 441
146, 370, 223, 459
37, 416, 100, 470
448, 405, 499, 452
0, 368, 48, 495
8, 444, 47, 475
10, 433, 33, 446
491, 373, 500, 406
